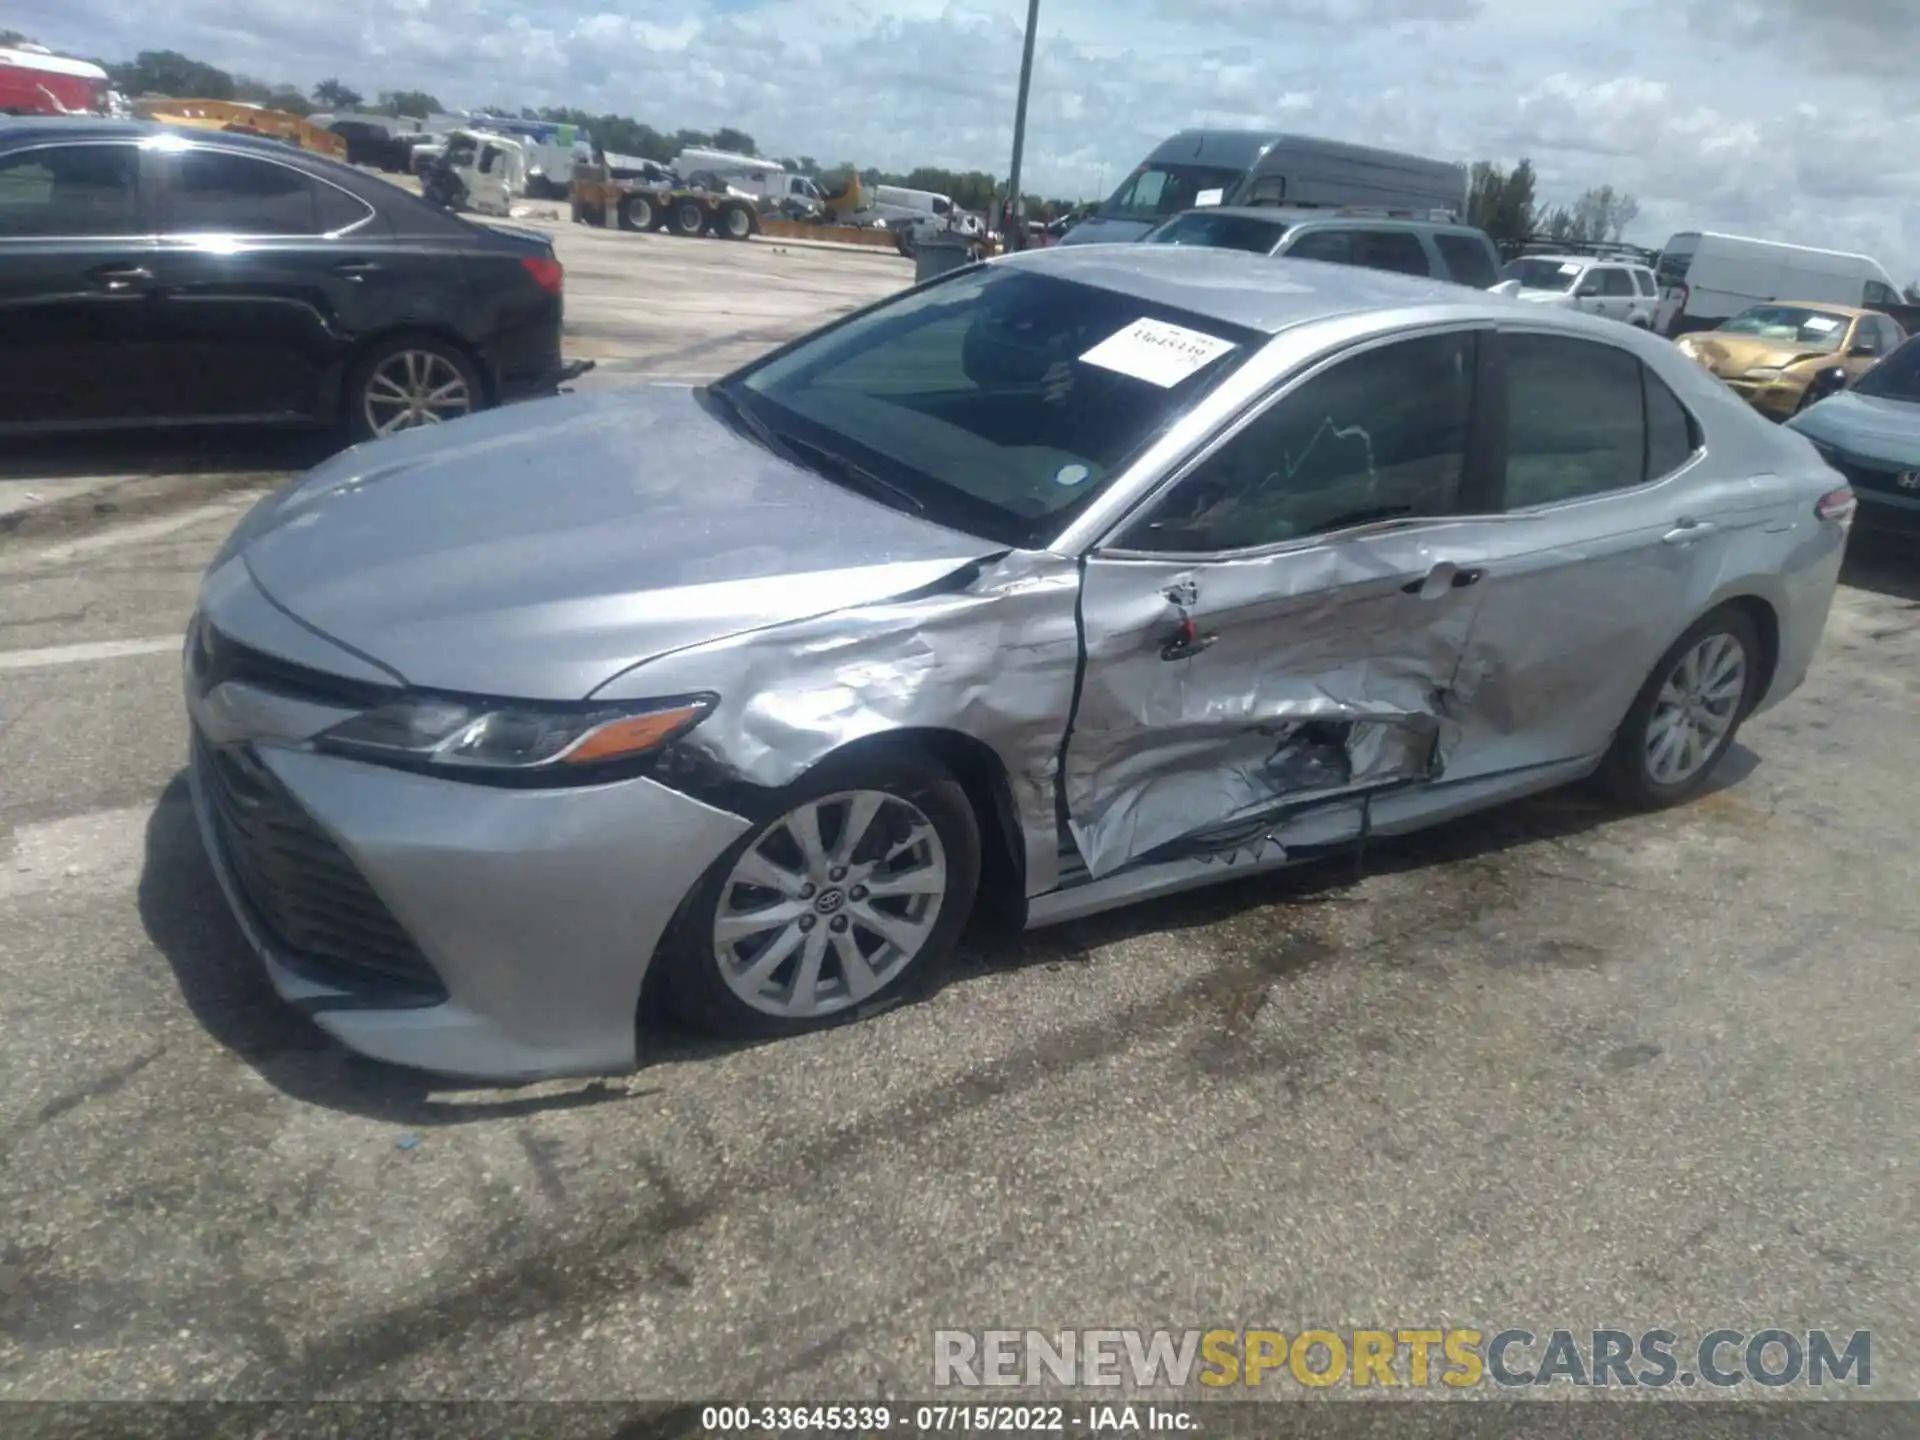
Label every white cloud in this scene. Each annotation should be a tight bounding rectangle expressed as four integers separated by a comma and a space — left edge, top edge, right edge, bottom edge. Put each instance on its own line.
13, 0, 1920, 278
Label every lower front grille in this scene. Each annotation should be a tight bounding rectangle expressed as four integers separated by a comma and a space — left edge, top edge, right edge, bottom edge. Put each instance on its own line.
193, 734, 447, 1004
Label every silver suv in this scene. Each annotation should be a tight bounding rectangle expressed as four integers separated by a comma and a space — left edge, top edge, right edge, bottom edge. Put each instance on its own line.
1499, 254, 1660, 328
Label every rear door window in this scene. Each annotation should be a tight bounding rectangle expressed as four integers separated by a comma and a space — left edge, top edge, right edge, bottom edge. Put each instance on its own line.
1503, 333, 1647, 507
163, 149, 338, 236
1633, 269, 1658, 297
1599, 268, 1637, 298
1433, 232, 1499, 288
1283, 229, 1355, 265
1354, 229, 1431, 277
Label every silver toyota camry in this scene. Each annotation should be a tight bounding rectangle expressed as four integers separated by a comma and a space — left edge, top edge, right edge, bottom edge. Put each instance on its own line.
183, 247, 1855, 1080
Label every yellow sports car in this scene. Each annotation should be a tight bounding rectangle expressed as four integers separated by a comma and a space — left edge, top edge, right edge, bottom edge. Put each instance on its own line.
1673, 302, 1904, 420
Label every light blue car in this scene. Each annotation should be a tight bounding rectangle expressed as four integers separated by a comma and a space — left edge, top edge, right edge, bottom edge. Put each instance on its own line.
1787, 336, 1920, 534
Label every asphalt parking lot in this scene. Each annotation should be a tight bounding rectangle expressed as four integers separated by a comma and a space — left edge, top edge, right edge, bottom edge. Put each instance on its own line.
3, 226, 1920, 1409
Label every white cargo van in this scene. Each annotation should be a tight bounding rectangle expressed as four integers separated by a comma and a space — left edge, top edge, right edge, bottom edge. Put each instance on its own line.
871, 184, 954, 220
1653, 232, 1903, 337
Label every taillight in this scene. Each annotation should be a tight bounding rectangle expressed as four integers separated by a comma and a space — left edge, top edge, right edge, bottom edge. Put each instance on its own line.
521, 256, 564, 294
1815, 486, 1857, 525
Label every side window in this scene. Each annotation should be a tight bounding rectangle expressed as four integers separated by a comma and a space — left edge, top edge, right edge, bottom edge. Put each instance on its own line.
1600, 268, 1637, 297
1847, 319, 1880, 356
1863, 280, 1900, 306
1880, 316, 1908, 349
1123, 332, 1478, 553
1633, 269, 1658, 297
1504, 333, 1646, 507
1644, 367, 1700, 479
0, 143, 143, 238
1433, 233, 1499, 289
1354, 229, 1431, 277
478, 145, 501, 175
165, 150, 329, 236
1284, 228, 1354, 265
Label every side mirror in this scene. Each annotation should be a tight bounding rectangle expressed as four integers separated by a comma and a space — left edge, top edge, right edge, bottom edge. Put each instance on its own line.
1848, 344, 1878, 358
1490, 279, 1523, 297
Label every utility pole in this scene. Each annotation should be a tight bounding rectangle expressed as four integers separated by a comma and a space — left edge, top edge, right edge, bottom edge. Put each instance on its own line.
1004, 0, 1041, 250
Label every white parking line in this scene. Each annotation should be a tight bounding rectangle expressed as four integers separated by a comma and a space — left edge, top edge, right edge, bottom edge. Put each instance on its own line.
0, 636, 184, 671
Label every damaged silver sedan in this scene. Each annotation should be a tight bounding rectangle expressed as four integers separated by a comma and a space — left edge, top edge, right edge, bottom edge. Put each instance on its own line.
182, 247, 1855, 1080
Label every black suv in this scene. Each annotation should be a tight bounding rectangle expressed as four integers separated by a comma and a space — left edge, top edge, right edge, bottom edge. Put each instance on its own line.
0, 117, 591, 439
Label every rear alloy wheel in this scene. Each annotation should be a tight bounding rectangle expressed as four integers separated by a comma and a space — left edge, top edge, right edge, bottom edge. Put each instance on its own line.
1598, 607, 1761, 810
349, 340, 480, 441
662, 756, 980, 1037
671, 200, 707, 237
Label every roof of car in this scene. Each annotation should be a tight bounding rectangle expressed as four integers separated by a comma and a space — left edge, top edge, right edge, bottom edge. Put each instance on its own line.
996, 243, 1500, 335
1513, 253, 1653, 270
0, 115, 320, 162
1754, 300, 1872, 319
1173, 205, 1481, 232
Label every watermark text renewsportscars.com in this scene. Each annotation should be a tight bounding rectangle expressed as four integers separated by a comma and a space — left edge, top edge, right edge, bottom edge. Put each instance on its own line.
933, 1328, 1872, 1390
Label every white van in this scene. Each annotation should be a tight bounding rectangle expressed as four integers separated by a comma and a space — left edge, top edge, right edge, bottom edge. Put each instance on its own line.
1653, 231, 1903, 337
871, 184, 954, 220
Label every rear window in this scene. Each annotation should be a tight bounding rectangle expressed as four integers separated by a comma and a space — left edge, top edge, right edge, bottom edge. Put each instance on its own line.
1433, 232, 1499, 288
1144, 210, 1289, 254
1633, 269, 1657, 297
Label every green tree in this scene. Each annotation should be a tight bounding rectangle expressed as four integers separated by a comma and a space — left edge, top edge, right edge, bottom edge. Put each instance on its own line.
710, 126, 756, 155
110, 49, 236, 99
0, 28, 32, 45
379, 89, 443, 118
1466, 158, 1538, 243
312, 78, 361, 109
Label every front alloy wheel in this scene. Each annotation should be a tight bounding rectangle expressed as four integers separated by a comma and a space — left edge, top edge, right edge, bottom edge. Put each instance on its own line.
714, 790, 947, 1019
362, 349, 474, 437
661, 753, 980, 1037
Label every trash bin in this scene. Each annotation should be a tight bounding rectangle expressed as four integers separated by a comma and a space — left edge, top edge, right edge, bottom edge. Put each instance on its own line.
915, 233, 977, 284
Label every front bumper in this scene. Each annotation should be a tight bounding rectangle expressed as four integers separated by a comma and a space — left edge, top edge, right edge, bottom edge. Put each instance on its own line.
1720, 374, 1806, 421
183, 579, 749, 1081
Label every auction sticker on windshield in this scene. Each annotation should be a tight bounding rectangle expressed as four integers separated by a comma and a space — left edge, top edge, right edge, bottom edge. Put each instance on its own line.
1081, 319, 1238, 388
1804, 316, 1841, 332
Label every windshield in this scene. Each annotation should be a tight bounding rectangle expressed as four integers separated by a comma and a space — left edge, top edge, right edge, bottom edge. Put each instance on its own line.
727, 265, 1264, 547
1143, 211, 1288, 254
1100, 164, 1246, 222
1716, 306, 1850, 351
1849, 335, 1920, 403
1503, 257, 1583, 292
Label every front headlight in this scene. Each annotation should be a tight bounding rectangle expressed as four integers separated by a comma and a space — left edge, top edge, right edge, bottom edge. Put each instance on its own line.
317, 693, 717, 780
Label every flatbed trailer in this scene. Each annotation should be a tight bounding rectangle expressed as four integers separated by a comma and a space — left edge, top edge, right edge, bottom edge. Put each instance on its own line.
571, 165, 760, 240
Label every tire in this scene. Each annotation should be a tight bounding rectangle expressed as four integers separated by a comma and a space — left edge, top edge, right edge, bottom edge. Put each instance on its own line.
670, 199, 707, 237
657, 751, 982, 1038
894, 229, 916, 259
718, 202, 755, 241
619, 194, 654, 233
1596, 606, 1763, 811
343, 335, 484, 443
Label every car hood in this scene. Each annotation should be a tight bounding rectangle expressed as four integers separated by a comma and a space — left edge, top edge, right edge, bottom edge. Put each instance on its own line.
232, 388, 999, 701
1513, 287, 1577, 304
1678, 333, 1837, 376
1788, 390, 1920, 464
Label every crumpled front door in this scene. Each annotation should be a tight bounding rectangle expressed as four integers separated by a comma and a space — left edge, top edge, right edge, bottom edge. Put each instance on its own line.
1062, 528, 1488, 879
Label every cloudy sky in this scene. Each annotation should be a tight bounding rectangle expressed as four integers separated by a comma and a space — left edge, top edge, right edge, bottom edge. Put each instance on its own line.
14, 0, 1920, 277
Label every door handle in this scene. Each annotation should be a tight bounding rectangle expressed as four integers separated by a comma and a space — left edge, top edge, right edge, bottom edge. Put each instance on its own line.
332, 260, 382, 278
86, 264, 154, 291
1159, 614, 1216, 662
1400, 563, 1486, 597
1662, 517, 1717, 545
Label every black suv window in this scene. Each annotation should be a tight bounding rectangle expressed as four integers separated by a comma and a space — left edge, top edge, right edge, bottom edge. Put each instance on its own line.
0, 143, 143, 238
164, 149, 367, 236
1433, 232, 1498, 288
1506, 334, 1691, 506
1354, 229, 1431, 277
1124, 332, 1478, 552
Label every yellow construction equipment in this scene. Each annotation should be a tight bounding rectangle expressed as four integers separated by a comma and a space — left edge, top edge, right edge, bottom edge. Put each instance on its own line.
133, 99, 350, 161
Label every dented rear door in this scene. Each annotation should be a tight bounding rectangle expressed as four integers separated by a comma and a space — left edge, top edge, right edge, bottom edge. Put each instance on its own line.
1061, 325, 1498, 879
